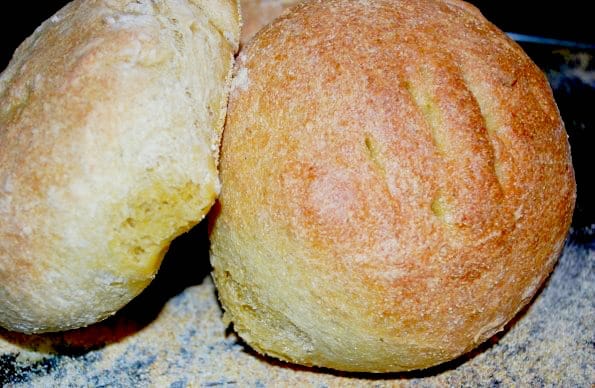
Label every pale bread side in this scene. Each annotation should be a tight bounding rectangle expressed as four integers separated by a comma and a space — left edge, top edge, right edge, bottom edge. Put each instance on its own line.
0, 0, 240, 333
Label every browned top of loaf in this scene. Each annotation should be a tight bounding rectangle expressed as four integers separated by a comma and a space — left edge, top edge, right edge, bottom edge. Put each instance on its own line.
239, 0, 300, 46
222, 0, 575, 366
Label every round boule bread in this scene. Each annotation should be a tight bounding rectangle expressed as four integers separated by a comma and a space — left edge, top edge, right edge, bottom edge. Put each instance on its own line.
0, 0, 240, 333
210, 0, 576, 372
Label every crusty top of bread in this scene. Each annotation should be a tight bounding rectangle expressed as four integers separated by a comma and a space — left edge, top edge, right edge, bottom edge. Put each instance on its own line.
239, 0, 299, 46
211, 0, 576, 371
0, 0, 239, 333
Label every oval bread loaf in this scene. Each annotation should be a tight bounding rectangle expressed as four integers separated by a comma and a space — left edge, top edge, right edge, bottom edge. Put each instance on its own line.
0, 0, 239, 333
210, 0, 576, 372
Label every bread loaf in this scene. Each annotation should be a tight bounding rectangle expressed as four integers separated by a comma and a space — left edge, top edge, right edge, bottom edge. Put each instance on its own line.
0, 0, 240, 333
210, 0, 576, 372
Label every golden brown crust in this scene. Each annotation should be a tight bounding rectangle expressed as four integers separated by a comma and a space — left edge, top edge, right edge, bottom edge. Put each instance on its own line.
0, 0, 240, 333
239, 0, 300, 47
210, 0, 576, 372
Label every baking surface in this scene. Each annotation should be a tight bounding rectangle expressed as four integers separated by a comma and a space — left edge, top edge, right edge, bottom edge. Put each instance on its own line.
1, 13, 595, 388
1, 238, 593, 386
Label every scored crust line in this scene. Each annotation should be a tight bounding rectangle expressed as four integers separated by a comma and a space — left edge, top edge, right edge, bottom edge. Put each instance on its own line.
401, 75, 453, 226
458, 67, 506, 197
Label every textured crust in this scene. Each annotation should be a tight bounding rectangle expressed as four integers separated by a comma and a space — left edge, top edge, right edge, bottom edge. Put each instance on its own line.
239, 0, 300, 46
0, 0, 239, 333
210, 0, 576, 372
